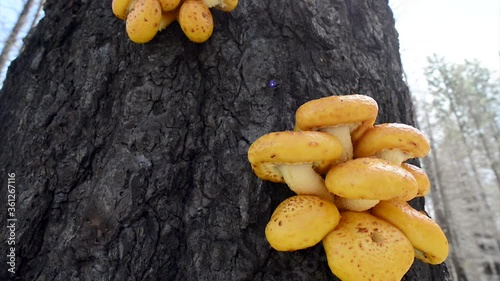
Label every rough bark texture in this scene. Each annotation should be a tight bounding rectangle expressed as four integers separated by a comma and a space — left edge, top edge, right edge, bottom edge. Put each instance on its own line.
0, 0, 450, 280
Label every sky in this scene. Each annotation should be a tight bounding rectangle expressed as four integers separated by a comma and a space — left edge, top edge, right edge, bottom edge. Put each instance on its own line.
0, 0, 499, 89
389, 0, 500, 97
0, 0, 43, 87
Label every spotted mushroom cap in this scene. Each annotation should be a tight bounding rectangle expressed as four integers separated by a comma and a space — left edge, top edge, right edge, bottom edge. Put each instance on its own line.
371, 200, 449, 265
126, 0, 162, 43
325, 157, 418, 201
354, 123, 430, 159
265, 195, 340, 251
178, 0, 214, 43
247, 131, 343, 182
322, 211, 414, 281
295, 94, 379, 142
112, 0, 134, 20
158, 0, 181, 11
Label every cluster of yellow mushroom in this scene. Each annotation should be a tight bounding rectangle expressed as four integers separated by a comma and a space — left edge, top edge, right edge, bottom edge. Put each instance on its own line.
112, 0, 237, 43
247, 94, 449, 281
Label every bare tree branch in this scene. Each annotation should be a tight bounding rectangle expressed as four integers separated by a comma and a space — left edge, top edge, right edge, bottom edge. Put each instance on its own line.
0, 0, 36, 74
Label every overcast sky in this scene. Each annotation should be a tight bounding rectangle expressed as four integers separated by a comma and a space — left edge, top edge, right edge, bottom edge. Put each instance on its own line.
389, 0, 500, 96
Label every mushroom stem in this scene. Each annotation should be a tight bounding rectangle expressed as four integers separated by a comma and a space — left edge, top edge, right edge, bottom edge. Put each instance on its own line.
202, 0, 221, 7
321, 126, 353, 163
334, 197, 380, 212
414, 248, 428, 262
376, 149, 412, 165
277, 164, 334, 202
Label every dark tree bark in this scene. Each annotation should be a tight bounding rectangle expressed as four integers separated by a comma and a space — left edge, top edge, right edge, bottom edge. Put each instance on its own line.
0, 0, 450, 280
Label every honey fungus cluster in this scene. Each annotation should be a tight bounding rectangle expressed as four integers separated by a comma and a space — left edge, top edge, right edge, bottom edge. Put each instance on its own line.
112, 0, 237, 43
248, 94, 449, 280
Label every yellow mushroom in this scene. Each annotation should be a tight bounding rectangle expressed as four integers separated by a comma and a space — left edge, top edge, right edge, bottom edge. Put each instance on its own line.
325, 157, 418, 202
214, 0, 238, 12
323, 211, 414, 281
112, 0, 136, 20
247, 131, 343, 202
126, 0, 162, 43
178, 0, 214, 43
158, 0, 181, 12
354, 123, 430, 165
295, 95, 378, 163
265, 195, 340, 251
159, 9, 179, 31
202, 0, 238, 11
371, 200, 449, 264
401, 163, 431, 197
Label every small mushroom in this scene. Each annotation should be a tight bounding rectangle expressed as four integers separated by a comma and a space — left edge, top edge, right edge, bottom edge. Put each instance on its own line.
295, 95, 378, 163
202, 0, 238, 12
401, 163, 431, 197
202, 0, 238, 11
178, 0, 214, 43
265, 195, 340, 251
158, 0, 181, 12
125, 0, 162, 43
159, 9, 179, 31
371, 200, 449, 265
325, 157, 418, 202
214, 0, 238, 12
248, 131, 343, 202
354, 123, 430, 165
322, 211, 414, 281
112, 0, 136, 20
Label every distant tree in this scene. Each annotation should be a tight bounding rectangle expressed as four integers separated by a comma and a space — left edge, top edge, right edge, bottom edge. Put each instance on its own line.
0, 0, 37, 77
421, 55, 500, 281
425, 55, 499, 188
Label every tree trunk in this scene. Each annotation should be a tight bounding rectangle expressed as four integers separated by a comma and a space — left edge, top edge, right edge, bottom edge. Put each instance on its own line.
0, 0, 450, 280
463, 92, 500, 188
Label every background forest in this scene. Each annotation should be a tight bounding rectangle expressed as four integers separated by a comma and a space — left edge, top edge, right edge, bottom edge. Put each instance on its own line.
418, 57, 500, 281
1, 0, 499, 280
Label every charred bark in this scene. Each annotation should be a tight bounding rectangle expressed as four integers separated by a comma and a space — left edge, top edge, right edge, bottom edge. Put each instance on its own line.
0, 0, 449, 280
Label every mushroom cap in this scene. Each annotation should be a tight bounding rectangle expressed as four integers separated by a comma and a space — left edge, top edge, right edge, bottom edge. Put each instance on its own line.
354, 123, 430, 159
325, 158, 418, 201
248, 131, 343, 182
295, 94, 378, 142
402, 163, 431, 197
266, 195, 340, 251
126, 0, 162, 43
178, 0, 214, 43
371, 200, 449, 264
112, 0, 134, 20
323, 211, 414, 281
158, 0, 181, 11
